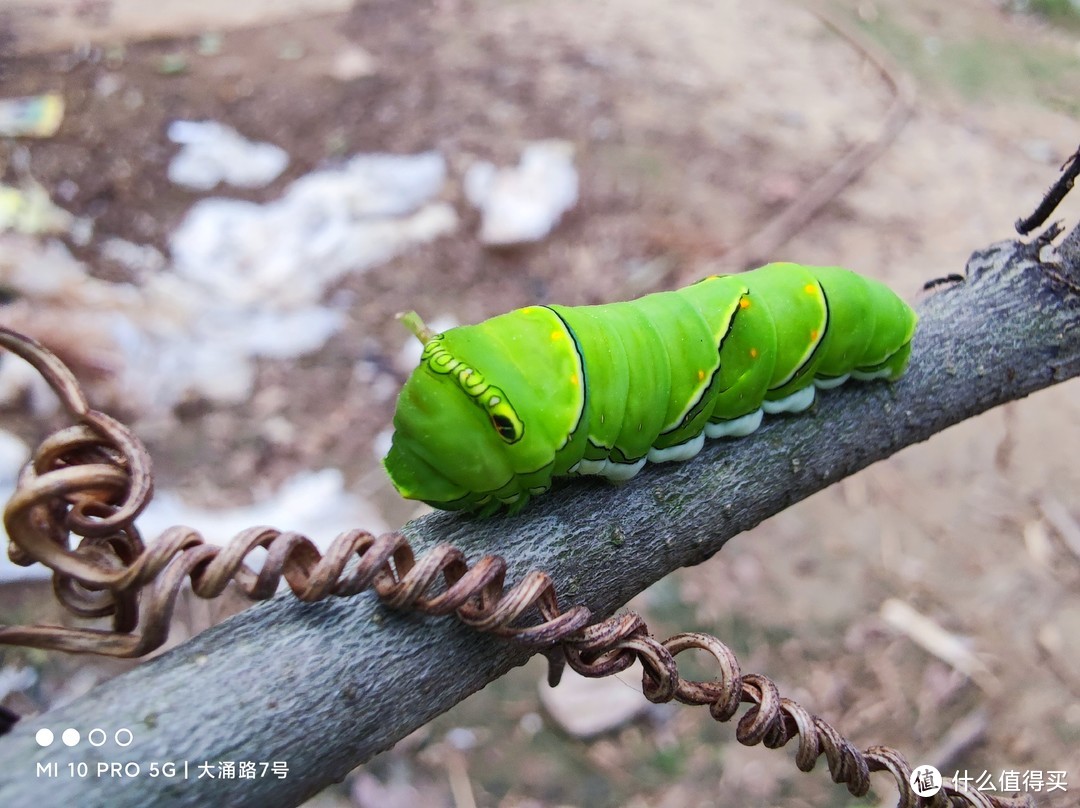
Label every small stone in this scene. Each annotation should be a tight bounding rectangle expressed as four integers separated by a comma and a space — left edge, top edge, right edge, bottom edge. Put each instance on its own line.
444, 727, 478, 751
95, 73, 123, 98
538, 662, 651, 738
330, 45, 377, 81
465, 140, 579, 246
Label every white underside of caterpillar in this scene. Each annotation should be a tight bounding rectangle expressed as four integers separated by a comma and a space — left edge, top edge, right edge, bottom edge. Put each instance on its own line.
565, 368, 892, 483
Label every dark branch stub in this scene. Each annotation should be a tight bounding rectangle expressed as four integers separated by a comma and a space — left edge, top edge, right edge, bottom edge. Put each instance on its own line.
0, 706, 18, 735
1015, 143, 1080, 235
922, 272, 965, 291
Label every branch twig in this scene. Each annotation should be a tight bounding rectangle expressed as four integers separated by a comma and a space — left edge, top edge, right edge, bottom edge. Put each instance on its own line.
1015, 144, 1080, 235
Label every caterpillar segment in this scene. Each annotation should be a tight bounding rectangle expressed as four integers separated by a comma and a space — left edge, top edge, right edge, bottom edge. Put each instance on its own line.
384, 263, 917, 514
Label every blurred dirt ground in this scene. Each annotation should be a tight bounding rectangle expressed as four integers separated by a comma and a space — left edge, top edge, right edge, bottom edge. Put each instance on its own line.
1, 0, 1080, 806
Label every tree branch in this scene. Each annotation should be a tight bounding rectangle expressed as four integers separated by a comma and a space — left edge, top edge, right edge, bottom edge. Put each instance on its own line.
1, 233, 1080, 808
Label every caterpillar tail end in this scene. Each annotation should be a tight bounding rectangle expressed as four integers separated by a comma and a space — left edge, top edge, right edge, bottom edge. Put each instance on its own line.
852, 339, 914, 383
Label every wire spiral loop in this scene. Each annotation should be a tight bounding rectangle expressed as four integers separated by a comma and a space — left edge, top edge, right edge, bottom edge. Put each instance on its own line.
0, 326, 1032, 808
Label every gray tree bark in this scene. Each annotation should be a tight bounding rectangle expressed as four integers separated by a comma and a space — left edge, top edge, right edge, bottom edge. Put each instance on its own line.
1, 232, 1079, 808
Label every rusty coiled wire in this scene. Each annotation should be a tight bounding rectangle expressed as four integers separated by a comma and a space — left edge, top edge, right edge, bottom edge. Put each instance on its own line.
0, 327, 1033, 808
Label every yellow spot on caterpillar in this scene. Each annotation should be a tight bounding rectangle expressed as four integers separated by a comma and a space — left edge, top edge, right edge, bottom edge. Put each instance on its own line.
551, 330, 563, 341
697, 369, 705, 381
749, 347, 759, 359
570, 374, 579, 386
810, 329, 819, 341
804, 283, 816, 295
739, 298, 751, 309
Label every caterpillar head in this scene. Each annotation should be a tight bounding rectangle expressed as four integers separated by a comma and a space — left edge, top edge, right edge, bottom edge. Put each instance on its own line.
383, 307, 585, 513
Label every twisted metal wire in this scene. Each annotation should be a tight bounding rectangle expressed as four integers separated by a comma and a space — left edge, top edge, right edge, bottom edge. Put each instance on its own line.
0, 326, 1033, 808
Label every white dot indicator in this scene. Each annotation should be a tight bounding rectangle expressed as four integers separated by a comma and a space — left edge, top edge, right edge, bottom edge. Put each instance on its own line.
61, 728, 80, 747
35, 728, 54, 747
115, 728, 134, 747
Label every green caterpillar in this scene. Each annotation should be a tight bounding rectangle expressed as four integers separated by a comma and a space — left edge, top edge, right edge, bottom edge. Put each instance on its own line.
384, 262, 917, 515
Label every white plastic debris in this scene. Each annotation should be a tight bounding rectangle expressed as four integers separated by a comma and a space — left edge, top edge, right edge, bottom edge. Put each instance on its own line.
0, 666, 37, 701
0, 236, 117, 300
167, 120, 289, 190
0, 152, 456, 412
0, 430, 29, 480
0, 235, 140, 410
464, 140, 578, 246
160, 152, 456, 406
99, 237, 167, 277
171, 151, 454, 308
0, 429, 46, 583
136, 469, 388, 551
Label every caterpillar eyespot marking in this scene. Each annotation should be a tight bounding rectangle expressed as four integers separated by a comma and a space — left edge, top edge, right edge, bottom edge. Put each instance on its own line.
385, 262, 917, 514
